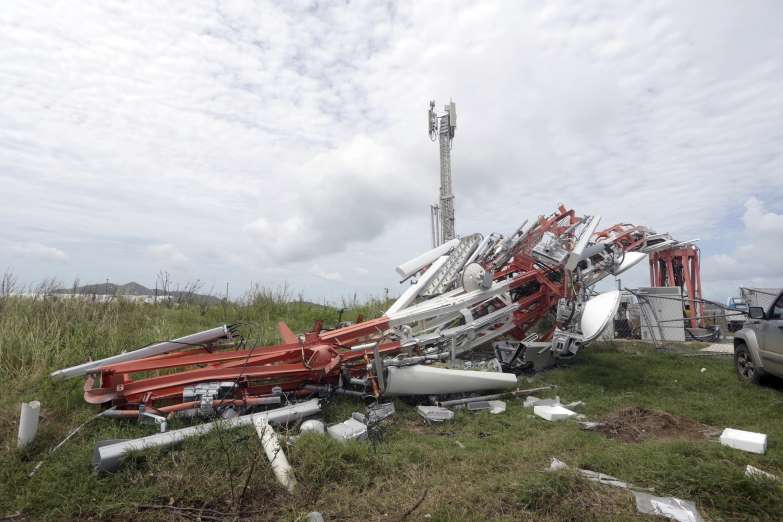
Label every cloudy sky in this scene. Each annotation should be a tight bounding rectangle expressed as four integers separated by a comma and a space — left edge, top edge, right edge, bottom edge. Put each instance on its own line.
1, 0, 781, 302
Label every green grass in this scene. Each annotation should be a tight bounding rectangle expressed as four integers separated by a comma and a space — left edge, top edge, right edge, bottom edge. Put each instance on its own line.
2, 297, 783, 521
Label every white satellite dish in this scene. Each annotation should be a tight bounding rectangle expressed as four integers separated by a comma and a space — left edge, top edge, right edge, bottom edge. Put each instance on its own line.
611, 251, 647, 276
580, 290, 622, 342
462, 262, 490, 292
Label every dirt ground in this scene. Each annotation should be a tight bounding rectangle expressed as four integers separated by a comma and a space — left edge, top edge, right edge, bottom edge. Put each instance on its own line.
593, 406, 719, 443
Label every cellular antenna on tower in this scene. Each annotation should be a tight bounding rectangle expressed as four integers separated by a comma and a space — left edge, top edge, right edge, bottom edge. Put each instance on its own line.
428, 99, 457, 247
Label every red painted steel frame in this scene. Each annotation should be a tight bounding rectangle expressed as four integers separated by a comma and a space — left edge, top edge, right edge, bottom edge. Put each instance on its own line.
649, 246, 703, 328
84, 205, 657, 410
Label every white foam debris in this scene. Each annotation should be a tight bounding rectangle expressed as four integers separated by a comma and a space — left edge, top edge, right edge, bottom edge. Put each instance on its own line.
720, 428, 767, 454
633, 491, 704, 522
534, 404, 577, 421
416, 405, 454, 422
326, 418, 367, 441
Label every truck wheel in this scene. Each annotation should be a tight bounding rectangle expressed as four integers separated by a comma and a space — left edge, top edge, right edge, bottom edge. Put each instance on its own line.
735, 343, 762, 384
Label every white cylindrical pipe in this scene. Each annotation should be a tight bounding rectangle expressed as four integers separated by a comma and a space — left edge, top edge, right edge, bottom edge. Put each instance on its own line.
386, 256, 449, 314
93, 399, 321, 471
395, 239, 460, 279
50, 325, 231, 380
254, 418, 296, 493
18, 401, 41, 449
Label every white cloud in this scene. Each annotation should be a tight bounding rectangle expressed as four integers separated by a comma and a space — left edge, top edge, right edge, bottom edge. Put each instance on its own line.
703, 197, 783, 298
3, 241, 68, 263
147, 243, 189, 269
0, 1, 781, 300
310, 264, 343, 282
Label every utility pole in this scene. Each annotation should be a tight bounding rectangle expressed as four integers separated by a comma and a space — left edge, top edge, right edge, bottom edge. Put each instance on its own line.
428, 100, 457, 246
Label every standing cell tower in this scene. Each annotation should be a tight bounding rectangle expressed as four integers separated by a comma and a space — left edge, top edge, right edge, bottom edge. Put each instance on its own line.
428, 100, 457, 247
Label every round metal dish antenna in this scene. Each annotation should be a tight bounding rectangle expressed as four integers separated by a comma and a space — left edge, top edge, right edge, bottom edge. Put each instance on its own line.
611, 251, 647, 276
462, 262, 489, 292
580, 290, 621, 342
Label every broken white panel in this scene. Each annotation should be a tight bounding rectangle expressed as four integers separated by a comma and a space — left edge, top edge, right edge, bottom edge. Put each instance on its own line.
384, 365, 517, 396
386, 256, 449, 315
420, 303, 518, 355
565, 215, 601, 271
387, 279, 512, 326
17, 401, 41, 449
547, 458, 636, 490
467, 401, 492, 412
487, 400, 506, 414
523, 396, 541, 408
417, 405, 454, 422
395, 238, 460, 279
632, 491, 704, 522
253, 418, 296, 493
456, 317, 518, 355
524, 396, 560, 408
367, 402, 396, 423
640, 234, 679, 253
745, 465, 778, 481
534, 404, 577, 421
720, 428, 767, 454
327, 418, 367, 442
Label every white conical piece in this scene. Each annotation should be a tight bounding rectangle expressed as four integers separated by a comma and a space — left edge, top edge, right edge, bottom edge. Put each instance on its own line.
18, 401, 41, 449
611, 251, 647, 276
580, 290, 622, 343
384, 365, 517, 396
254, 418, 296, 493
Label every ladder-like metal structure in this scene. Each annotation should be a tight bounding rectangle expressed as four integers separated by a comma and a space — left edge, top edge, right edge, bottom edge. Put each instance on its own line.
428, 100, 457, 246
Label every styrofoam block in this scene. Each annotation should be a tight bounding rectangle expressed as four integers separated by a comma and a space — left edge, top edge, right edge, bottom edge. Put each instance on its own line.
534, 405, 577, 421
416, 405, 454, 422
720, 428, 767, 454
327, 418, 367, 441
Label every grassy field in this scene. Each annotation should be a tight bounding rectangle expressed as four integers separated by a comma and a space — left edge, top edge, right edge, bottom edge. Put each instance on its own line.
2, 295, 783, 521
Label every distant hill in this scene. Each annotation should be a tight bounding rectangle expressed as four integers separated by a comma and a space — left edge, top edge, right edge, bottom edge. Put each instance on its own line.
52, 281, 223, 304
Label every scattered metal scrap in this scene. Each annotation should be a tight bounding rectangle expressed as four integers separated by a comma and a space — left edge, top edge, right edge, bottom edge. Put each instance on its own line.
548, 458, 703, 522
51, 206, 685, 413
44, 205, 695, 473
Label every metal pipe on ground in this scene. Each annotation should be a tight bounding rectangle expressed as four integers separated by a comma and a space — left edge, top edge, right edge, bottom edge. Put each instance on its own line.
102, 396, 283, 419
254, 418, 296, 493
304, 384, 366, 397
50, 325, 234, 380
93, 399, 321, 472
437, 386, 555, 407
